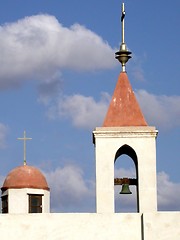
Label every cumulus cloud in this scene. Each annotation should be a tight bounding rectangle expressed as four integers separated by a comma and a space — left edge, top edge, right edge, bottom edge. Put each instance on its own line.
136, 90, 180, 130
47, 92, 110, 129
114, 167, 136, 179
37, 71, 63, 105
0, 162, 179, 212
0, 14, 115, 89
45, 89, 180, 131
44, 164, 95, 212
43, 161, 180, 212
157, 172, 180, 211
0, 123, 9, 149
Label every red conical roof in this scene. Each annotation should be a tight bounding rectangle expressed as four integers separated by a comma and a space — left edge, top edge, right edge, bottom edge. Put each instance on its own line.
103, 72, 147, 127
1, 165, 49, 191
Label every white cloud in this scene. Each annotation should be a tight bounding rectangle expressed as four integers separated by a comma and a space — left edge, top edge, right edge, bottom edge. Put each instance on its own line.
114, 167, 136, 179
37, 71, 63, 105
0, 123, 8, 149
47, 92, 110, 129
0, 163, 179, 212
136, 90, 180, 130
44, 90, 180, 130
44, 164, 95, 212
45, 89, 180, 131
43, 161, 180, 212
0, 15, 116, 89
157, 172, 180, 211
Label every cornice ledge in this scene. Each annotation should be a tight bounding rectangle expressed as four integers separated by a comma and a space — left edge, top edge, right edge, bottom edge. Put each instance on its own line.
93, 126, 158, 139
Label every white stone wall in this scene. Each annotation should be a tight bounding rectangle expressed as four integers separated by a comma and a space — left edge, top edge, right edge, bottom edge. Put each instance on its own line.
0, 213, 141, 240
143, 212, 180, 240
0, 212, 179, 240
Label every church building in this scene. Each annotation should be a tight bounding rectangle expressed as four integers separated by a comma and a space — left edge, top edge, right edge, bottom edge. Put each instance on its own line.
0, 3, 180, 240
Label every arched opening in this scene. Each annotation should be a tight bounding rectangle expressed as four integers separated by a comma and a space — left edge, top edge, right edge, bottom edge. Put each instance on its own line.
114, 144, 139, 213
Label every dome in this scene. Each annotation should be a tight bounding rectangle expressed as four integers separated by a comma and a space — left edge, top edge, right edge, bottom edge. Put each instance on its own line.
1, 165, 49, 191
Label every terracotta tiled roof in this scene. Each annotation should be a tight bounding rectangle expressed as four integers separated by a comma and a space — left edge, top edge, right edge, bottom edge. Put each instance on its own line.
1, 165, 49, 191
103, 72, 147, 127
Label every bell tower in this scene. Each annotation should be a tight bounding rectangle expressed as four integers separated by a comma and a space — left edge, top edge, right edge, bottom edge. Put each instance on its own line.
93, 3, 158, 213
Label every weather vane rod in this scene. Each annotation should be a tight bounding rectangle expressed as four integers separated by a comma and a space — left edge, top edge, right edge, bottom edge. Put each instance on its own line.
121, 2, 125, 44
17, 130, 32, 165
115, 2, 132, 72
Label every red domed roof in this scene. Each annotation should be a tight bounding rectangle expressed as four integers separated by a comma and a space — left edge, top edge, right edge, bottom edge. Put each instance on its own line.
1, 165, 49, 191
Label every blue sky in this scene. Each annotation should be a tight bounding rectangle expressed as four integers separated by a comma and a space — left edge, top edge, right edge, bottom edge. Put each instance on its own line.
0, 0, 179, 212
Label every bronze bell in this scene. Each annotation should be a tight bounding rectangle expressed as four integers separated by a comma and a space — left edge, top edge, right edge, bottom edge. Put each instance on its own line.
120, 183, 132, 194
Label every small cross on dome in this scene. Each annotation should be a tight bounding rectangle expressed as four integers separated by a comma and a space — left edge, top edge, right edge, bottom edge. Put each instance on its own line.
17, 130, 32, 166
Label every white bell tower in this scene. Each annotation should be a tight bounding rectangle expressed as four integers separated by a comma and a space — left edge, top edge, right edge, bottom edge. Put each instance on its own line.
93, 3, 158, 214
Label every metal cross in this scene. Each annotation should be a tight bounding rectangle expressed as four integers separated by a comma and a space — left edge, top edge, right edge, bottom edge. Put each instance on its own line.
17, 130, 32, 165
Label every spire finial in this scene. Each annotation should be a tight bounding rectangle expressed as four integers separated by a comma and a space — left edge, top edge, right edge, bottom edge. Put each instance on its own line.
115, 2, 132, 72
121, 2, 125, 44
17, 130, 32, 165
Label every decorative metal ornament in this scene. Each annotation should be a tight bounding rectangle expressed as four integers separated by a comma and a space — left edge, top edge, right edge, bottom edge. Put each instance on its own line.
115, 2, 132, 72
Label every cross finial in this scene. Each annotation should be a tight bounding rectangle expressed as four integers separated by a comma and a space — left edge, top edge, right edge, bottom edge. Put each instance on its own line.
121, 2, 125, 44
17, 130, 32, 165
115, 2, 132, 72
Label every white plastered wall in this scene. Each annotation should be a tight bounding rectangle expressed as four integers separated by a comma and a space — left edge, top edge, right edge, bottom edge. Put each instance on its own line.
0, 212, 180, 240
0, 213, 142, 240
93, 126, 158, 213
143, 212, 180, 240
2, 188, 50, 213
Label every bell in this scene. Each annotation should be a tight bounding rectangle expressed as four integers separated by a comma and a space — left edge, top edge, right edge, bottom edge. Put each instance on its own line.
120, 183, 132, 194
